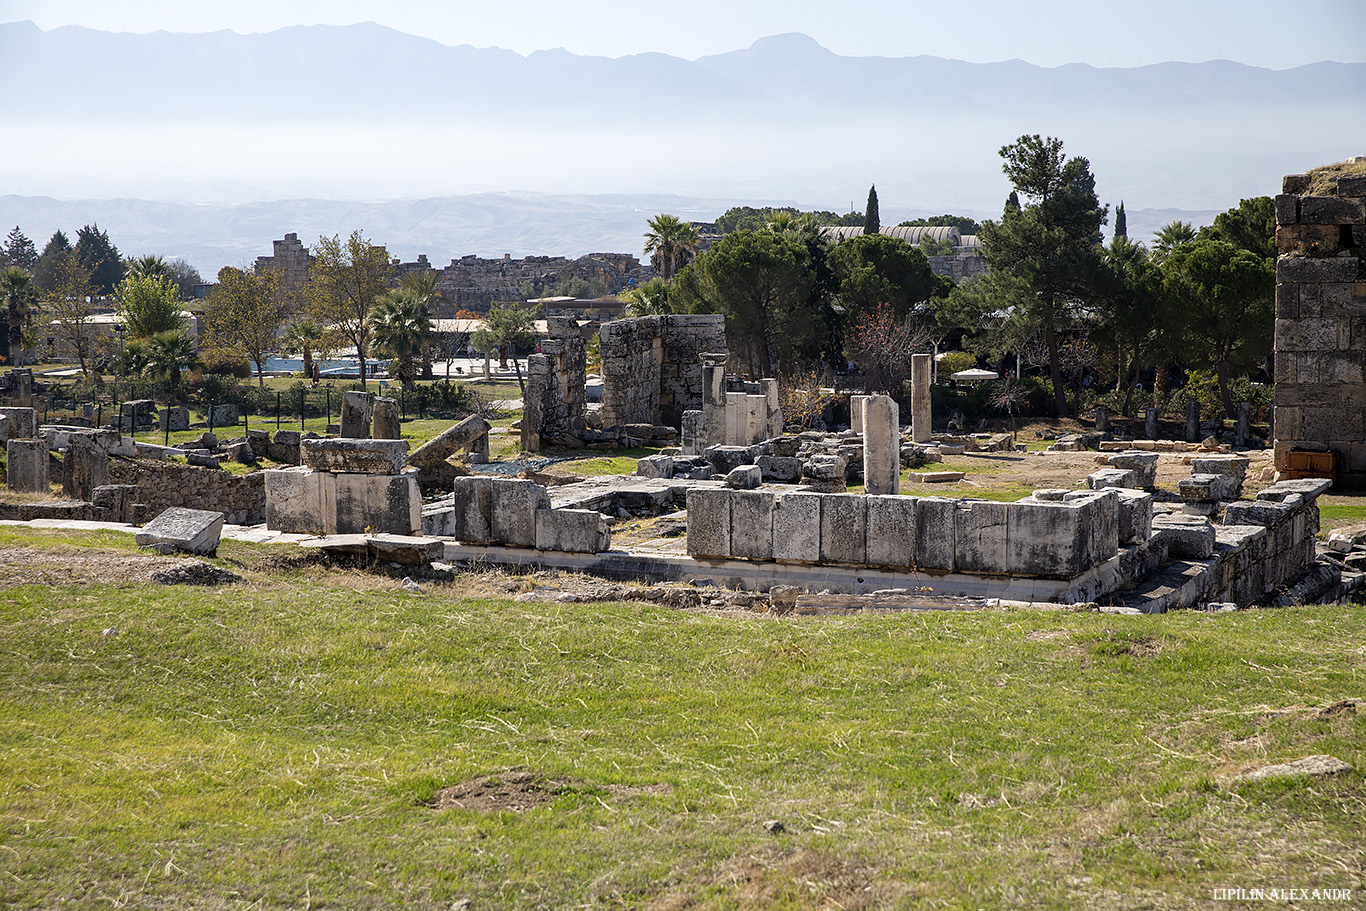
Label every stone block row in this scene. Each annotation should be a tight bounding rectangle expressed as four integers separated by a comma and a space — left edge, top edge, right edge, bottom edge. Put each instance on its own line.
686, 488, 1128, 579
421, 476, 611, 554
265, 466, 421, 536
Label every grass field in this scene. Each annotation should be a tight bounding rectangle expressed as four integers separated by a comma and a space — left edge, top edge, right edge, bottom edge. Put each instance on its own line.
0, 528, 1362, 909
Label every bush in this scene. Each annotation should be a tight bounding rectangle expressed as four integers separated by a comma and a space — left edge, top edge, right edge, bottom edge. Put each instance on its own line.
936, 351, 977, 377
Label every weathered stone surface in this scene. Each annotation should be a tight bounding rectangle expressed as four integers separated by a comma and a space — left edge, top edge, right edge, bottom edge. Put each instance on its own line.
187, 451, 220, 469
159, 405, 190, 432
534, 508, 611, 553
954, 499, 1007, 574
207, 403, 240, 429
1088, 468, 1137, 490
135, 506, 225, 555
372, 397, 401, 440
1179, 473, 1241, 502
730, 490, 775, 560
265, 467, 336, 534
334, 473, 421, 536
1151, 513, 1216, 558
726, 465, 763, 489
1298, 196, 1366, 225
488, 478, 552, 548
756, 454, 803, 483
1257, 478, 1332, 503
772, 492, 821, 563
914, 497, 956, 572
1114, 489, 1154, 545
1190, 456, 1249, 479
635, 454, 675, 479
409, 415, 493, 467
450, 476, 494, 543
1276, 256, 1359, 283
302, 438, 409, 475
0, 407, 38, 441
6, 439, 49, 492
861, 394, 900, 495
865, 495, 916, 568
686, 487, 731, 558
64, 432, 111, 501
911, 353, 932, 442
704, 444, 760, 476
1107, 450, 1159, 488
819, 494, 867, 565
339, 391, 372, 439
366, 534, 445, 565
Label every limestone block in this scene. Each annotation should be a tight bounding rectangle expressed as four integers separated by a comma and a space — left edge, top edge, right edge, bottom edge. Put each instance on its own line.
756, 454, 803, 483
366, 534, 445, 565
726, 465, 763, 489
535, 508, 611, 553
207, 404, 240, 429
861, 394, 900, 496
636, 455, 675, 479
1299, 196, 1366, 225
302, 438, 409, 475
408, 415, 493, 467
680, 410, 703, 455
159, 406, 190, 432
914, 497, 957, 572
772, 492, 822, 563
135, 506, 225, 555
1276, 256, 1359, 284
704, 444, 760, 475
956, 500, 1008, 574
451, 476, 494, 543
1179, 474, 1240, 502
64, 432, 110, 500
820, 494, 867, 565
1189, 455, 1249, 479
488, 478, 551, 548
1223, 499, 1296, 528
187, 452, 220, 469
1151, 513, 1216, 558
1256, 478, 1332, 503
1006, 499, 1097, 577
1061, 490, 1121, 569
0, 407, 37, 440
421, 504, 457, 537
334, 473, 421, 536
264, 467, 336, 534
1340, 175, 1366, 196
1113, 489, 1154, 545
686, 487, 731, 558
1107, 450, 1159, 488
730, 490, 775, 560
865, 494, 916, 568
725, 392, 747, 445
802, 454, 847, 482
911, 354, 932, 442
372, 397, 401, 440
6, 439, 49, 492
849, 395, 870, 430
1088, 468, 1137, 490
339, 391, 373, 439
91, 484, 137, 523
1274, 194, 1299, 225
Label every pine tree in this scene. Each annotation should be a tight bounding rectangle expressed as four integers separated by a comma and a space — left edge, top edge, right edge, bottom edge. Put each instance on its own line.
75, 223, 125, 295
1004, 190, 1021, 214
1, 227, 38, 271
34, 230, 71, 293
863, 185, 880, 234
1115, 202, 1127, 239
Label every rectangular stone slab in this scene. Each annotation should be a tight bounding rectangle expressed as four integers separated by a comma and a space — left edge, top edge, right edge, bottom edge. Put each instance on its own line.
955, 499, 1008, 574
819, 493, 867, 565
914, 497, 956, 572
302, 438, 409, 475
771, 492, 821, 563
730, 490, 775, 561
686, 487, 731, 558
135, 506, 225, 555
334, 473, 421, 536
535, 508, 611, 554
865, 494, 916, 568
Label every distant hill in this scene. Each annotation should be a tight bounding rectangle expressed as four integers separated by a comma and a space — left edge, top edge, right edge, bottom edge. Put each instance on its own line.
1, 22, 1362, 232
0, 192, 1221, 276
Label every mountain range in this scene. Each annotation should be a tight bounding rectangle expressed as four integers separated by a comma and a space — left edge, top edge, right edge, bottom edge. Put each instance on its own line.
2, 21, 1362, 270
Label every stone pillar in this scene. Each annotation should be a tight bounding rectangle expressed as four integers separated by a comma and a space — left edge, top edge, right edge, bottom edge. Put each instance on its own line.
744, 394, 767, 445
762, 378, 783, 439
339, 391, 372, 439
911, 353, 932, 443
1185, 400, 1200, 443
6, 439, 49, 493
850, 394, 870, 432
1235, 401, 1250, 449
702, 354, 727, 448
159, 405, 190, 432
725, 392, 746, 446
1145, 407, 1159, 440
862, 394, 900, 495
680, 410, 703, 455
372, 397, 401, 440
64, 433, 110, 501
1095, 405, 1109, 433
14, 369, 33, 407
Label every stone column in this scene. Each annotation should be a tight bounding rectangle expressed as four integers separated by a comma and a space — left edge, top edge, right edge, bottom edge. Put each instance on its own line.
850, 394, 870, 432
6, 439, 49, 493
1185, 400, 1201, 443
1145, 407, 1159, 440
340, 391, 372, 439
862, 394, 900, 495
762, 378, 783, 439
1095, 405, 1109, 433
1235, 401, 1250, 449
725, 392, 747, 446
372, 397, 401, 440
702, 354, 727, 448
911, 354, 932, 443
64, 433, 109, 501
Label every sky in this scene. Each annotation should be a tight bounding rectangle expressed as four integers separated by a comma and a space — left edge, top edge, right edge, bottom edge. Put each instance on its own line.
3, 0, 1364, 68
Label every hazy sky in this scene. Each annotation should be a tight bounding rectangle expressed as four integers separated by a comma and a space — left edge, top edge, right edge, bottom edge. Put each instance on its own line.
3, 0, 1363, 68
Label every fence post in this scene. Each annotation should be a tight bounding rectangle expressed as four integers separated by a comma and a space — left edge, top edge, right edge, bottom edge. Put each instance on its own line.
325, 389, 331, 427
208, 401, 215, 434
300, 386, 306, 431
276, 392, 282, 430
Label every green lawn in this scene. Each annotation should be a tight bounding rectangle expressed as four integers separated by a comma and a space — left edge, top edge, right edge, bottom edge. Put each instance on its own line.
0, 529, 1362, 909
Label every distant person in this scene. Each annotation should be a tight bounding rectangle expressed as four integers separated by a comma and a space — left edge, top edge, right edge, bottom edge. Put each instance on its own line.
311, 363, 320, 386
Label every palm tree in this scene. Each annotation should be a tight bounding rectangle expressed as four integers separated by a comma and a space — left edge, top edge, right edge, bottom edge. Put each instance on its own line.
281, 317, 331, 380
399, 269, 442, 378
0, 266, 37, 365
1151, 221, 1198, 265
140, 329, 202, 393
125, 254, 171, 281
368, 290, 433, 390
643, 214, 699, 282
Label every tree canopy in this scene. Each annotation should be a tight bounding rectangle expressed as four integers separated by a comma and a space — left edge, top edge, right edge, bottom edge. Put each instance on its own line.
643, 214, 699, 282
74, 224, 125, 295
306, 231, 393, 388
863, 185, 880, 235
204, 266, 288, 387
115, 272, 184, 340
1, 227, 38, 271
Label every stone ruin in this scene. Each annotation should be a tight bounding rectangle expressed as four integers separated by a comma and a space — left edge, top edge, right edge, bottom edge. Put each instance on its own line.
1273, 167, 1366, 487
520, 313, 726, 451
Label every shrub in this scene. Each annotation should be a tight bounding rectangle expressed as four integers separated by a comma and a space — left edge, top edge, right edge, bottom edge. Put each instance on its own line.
936, 351, 977, 378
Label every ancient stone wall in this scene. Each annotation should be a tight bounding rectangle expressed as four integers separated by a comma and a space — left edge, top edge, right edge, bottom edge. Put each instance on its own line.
522, 317, 587, 450
1273, 168, 1366, 486
409, 252, 648, 314
599, 314, 726, 428
253, 233, 315, 295
108, 459, 265, 526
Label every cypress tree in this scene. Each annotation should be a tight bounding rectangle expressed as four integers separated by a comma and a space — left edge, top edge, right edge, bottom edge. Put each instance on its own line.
1115, 201, 1127, 239
75, 223, 125, 295
1004, 190, 1020, 214
863, 185, 880, 234
1, 227, 38, 271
